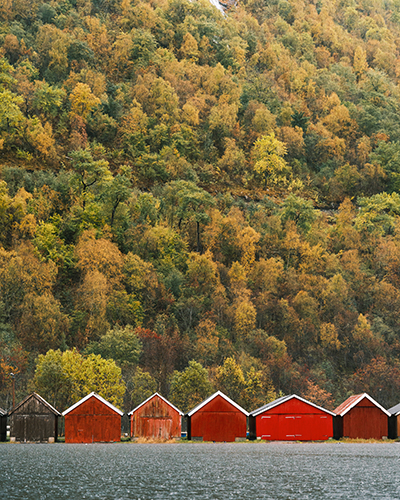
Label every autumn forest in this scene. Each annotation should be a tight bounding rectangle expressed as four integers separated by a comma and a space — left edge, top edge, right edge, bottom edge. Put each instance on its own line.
1, 0, 400, 415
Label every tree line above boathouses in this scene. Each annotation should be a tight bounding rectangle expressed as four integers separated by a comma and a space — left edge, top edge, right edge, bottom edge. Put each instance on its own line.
3, 391, 400, 444
7, 0, 400, 418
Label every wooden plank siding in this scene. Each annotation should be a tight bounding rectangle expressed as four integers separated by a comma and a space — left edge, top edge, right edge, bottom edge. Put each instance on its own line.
8, 393, 60, 443
129, 393, 182, 440
342, 403, 388, 439
334, 394, 389, 439
187, 392, 248, 442
63, 393, 123, 443
249, 395, 334, 441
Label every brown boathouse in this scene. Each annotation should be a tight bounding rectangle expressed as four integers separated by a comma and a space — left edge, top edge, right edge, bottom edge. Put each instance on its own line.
8, 393, 60, 443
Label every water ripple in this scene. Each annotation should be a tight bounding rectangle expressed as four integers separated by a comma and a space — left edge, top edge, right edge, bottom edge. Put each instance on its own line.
1, 442, 400, 499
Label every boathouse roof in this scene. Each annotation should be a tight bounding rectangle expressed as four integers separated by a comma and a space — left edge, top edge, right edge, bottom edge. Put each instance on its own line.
250, 394, 336, 417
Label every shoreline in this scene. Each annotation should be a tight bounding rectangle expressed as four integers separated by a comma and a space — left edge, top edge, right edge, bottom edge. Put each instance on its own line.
2, 437, 399, 444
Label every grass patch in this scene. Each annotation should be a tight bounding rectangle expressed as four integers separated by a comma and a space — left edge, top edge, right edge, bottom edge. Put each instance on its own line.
336, 437, 396, 444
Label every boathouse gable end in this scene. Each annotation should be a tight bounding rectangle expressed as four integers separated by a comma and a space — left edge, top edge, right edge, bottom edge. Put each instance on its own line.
187, 391, 249, 417
333, 393, 389, 439
128, 393, 182, 439
63, 392, 123, 443
186, 391, 248, 442
249, 394, 334, 441
8, 393, 60, 443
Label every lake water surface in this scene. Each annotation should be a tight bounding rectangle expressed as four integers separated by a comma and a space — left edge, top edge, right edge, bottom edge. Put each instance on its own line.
1, 441, 400, 499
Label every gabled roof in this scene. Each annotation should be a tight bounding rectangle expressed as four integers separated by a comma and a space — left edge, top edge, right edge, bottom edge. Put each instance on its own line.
250, 394, 336, 417
334, 393, 390, 417
388, 402, 400, 416
186, 391, 249, 417
0, 407, 7, 417
62, 392, 123, 416
128, 392, 183, 416
8, 392, 61, 416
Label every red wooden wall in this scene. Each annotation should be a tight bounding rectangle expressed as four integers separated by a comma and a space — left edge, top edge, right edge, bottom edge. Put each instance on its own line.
342, 399, 388, 439
190, 394, 247, 442
64, 396, 121, 443
130, 395, 181, 439
255, 398, 333, 441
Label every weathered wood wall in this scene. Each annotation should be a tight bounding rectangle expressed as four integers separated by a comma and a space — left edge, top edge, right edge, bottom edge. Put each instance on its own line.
64, 396, 121, 443
131, 395, 181, 439
10, 396, 58, 442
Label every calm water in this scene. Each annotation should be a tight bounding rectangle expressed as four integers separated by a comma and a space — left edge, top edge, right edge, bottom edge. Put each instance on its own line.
1, 442, 400, 499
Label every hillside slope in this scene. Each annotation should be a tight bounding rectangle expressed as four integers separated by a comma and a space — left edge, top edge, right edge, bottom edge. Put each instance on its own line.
1, 0, 400, 412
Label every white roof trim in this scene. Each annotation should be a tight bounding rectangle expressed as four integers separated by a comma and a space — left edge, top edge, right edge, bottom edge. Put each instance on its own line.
337, 393, 390, 417
251, 394, 336, 417
9, 392, 61, 416
128, 392, 183, 416
33, 392, 62, 416
62, 392, 123, 416
187, 391, 249, 417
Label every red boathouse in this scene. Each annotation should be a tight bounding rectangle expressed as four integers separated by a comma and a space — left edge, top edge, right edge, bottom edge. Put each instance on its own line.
63, 392, 123, 443
249, 394, 335, 441
333, 393, 389, 439
128, 393, 183, 440
186, 391, 248, 442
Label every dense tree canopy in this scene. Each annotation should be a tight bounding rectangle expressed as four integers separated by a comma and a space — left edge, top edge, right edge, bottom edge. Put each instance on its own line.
2, 0, 400, 413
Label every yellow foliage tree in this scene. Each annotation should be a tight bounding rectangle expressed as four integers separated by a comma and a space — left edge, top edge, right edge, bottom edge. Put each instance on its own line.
253, 132, 291, 187
69, 82, 101, 121
234, 299, 257, 340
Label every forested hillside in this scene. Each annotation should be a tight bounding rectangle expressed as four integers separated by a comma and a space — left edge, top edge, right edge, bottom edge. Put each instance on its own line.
2, 0, 400, 413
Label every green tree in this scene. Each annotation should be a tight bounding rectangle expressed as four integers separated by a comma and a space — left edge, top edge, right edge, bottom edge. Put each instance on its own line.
85, 325, 142, 369
130, 367, 157, 408
69, 148, 113, 208
162, 181, 215, 252
354, 192, 400, 236
33, 348, 125, 410
169, 360, 214, 413
32, 81, 65, 120
0, 89, 24, 144
280, 194, 317, 233
101, 166, 131, 227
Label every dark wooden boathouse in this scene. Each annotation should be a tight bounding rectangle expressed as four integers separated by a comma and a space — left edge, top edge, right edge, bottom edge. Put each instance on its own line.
128, 393, 183, 440
63, 392, 123, 443
388, 402, 400, 439
8, 393, 60, 443
249, 394, 335, 441
186, 391, 248, 442
333, 393, 389, 439
0, 407, 7, 441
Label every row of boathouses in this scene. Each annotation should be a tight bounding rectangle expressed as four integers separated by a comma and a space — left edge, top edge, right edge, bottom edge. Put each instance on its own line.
2, 391, 400, 443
